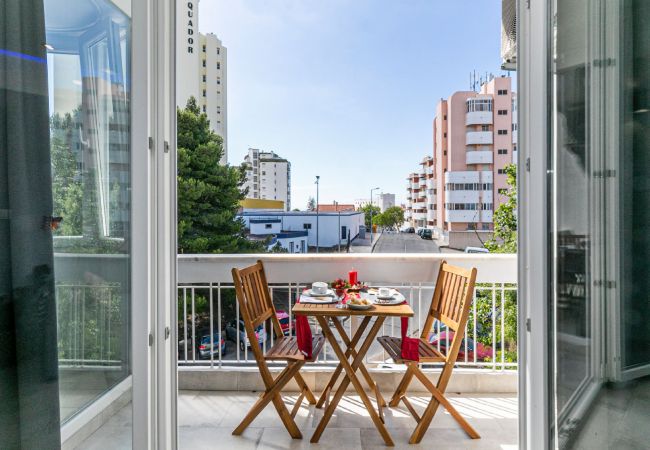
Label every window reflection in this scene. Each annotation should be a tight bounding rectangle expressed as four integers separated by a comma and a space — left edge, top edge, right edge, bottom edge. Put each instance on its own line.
45, 0, 132, 424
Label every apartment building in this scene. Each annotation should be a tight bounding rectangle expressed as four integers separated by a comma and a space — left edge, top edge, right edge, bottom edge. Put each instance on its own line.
379, 193, 396, 212
242, 148, 292, 211
176, 0, 228, 164
406, 76, 516, 247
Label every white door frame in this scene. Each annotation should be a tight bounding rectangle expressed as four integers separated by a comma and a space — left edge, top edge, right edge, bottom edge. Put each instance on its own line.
132, 0, 177, 448
518, 0, 550, 448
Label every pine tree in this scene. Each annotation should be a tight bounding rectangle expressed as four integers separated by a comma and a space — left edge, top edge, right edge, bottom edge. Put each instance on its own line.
177, 97, 266, 253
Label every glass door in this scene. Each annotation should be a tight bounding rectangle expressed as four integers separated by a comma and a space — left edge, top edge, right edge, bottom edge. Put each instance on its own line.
549, 0, 606, 446
611, 0, 650, 383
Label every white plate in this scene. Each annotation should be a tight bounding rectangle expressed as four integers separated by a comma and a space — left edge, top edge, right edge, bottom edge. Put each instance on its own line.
305, 289, 335, 297
347, 302, 374, 310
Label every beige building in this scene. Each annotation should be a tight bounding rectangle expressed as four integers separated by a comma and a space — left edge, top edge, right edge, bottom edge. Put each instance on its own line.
242, 148, 292, 211
176, 1, 228, 164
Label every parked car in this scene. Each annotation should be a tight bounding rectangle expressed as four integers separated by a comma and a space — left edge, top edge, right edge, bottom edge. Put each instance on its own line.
226, 320, 267, 351
464, 246, 489, 254
420, 229, 433, 240
198, 332, 227, 359
276, 310, 295, 336
428, 331, 492, 362
401, 227, 415, 233
416, 228, 425, 236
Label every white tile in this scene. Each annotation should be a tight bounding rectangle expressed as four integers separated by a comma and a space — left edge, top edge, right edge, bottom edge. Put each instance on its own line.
178, 426, 262, 450
258, 427, 361, 450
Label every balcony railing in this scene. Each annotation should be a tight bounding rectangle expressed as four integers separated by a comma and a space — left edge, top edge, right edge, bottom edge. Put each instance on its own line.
176, 254, 517, 371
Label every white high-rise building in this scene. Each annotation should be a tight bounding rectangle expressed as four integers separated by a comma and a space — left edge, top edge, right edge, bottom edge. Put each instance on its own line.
176, 0, 228, 164
242, 148, 292, 211
379, 193, 396, 212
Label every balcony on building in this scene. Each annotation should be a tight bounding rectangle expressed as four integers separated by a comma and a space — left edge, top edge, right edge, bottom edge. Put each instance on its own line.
466, 150, 494, 165
466, 131, 493, 145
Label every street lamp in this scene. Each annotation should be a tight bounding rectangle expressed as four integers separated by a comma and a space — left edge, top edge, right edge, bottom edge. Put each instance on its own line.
315, 176, 320, 253
370, 187, 380, 244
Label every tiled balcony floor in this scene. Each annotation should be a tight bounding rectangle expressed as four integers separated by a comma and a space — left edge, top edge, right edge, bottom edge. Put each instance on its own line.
78, 391, 518, 449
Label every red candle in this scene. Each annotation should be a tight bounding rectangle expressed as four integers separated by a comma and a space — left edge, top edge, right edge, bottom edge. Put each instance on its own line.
348, 269, 358, 286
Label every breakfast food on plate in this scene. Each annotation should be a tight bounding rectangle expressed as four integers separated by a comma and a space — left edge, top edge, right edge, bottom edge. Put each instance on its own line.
348, 294, 372, 306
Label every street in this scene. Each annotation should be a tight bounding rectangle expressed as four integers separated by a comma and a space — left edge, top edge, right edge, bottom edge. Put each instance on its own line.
373, 232, 440, 253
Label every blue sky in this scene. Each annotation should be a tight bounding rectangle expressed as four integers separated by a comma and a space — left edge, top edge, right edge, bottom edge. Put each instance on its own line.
200, 0, 507, 209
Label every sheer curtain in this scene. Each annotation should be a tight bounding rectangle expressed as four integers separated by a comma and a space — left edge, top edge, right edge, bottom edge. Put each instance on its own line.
0, 0, 61, 448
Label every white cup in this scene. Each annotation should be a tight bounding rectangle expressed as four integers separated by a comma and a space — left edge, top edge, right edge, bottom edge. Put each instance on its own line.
312, 282, 328, 295
378, 287, 392, 298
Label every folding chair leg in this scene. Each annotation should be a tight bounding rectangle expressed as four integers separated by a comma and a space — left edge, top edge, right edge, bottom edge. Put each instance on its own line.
293, 371, 316, 404
389, 364, 415, 407
233, 362, 303, 439
409, 363, 480, 443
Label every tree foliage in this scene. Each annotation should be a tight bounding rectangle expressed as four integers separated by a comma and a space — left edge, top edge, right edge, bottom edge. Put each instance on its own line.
51, 112, 83, 236
372, 206, 405, 230
358, 203, 381, 229
485, 163, 517, 253
306, 196, 316, 211
177, 97, 266, 254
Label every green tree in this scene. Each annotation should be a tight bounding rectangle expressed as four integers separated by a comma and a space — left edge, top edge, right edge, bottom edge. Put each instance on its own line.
373, 206, 404, 230
486, 163, 517, 253
177, 97, 266, 254
359, 203, 381, 229
50, 112, 83, 236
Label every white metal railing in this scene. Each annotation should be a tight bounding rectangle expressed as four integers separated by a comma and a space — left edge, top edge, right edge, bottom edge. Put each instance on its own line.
55, 283, 126, 368
177, 254, 517, 371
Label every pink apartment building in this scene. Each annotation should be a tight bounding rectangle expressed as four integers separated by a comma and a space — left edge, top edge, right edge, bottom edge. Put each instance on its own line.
406, 76, 517, 248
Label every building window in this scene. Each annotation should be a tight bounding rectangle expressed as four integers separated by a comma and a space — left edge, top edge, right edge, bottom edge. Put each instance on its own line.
481, 125, 490, 131
482, 223, 490, 230
497, 89, 508, 95
262, 171, 266, 175
202, 45, 206, 52
217, 48, 220, 55
202, 75, 206, 82
443, 132, 447, 138
498, 109, 508, 115
444, 150, 447, 155
466, 98, 493, 112
498, 168, 506, 174
498, 129, 508, 135
202, 59, 206, 67
498, 188, 508, 194
217, 78, 221, 85
265, 224, 272, 229
498, 148, 508, 154
512, 123, 518, 131
341, 226, 347, 240
216, 62, 220, 70
202, 89, 206, 97
202, 105, 206, 112
444, 115, 447, 120
303, 223, 312, 230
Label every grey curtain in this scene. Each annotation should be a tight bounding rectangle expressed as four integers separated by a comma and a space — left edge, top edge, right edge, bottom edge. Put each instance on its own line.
0, 0, 61, 448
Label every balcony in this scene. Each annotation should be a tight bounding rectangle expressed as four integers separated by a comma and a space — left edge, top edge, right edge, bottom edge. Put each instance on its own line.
60, 254, 517, 448
466, 131, 493, 145
466, 111, 493, 125
466, 150, 493, 165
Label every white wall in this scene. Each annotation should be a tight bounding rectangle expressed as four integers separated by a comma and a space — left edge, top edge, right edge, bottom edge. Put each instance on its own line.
199, 33, 227, 164
176, 0, 200, 110
239, 213, 365, 248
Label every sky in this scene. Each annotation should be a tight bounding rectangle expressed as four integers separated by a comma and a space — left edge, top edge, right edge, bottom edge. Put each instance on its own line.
199, 0, 508, 210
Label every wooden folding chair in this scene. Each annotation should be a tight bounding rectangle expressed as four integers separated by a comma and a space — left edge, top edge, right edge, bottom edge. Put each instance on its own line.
377, 261, 480, 444
231, 260, 325, 439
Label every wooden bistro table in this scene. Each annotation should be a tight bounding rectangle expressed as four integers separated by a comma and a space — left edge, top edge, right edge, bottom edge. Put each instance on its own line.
293, 301, 414, 446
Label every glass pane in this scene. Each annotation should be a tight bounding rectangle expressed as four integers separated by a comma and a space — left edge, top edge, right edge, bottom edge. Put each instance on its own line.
620, 0, 650, 371
44, 0, 132, 445
550, 0, 597, 446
